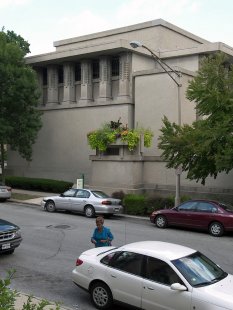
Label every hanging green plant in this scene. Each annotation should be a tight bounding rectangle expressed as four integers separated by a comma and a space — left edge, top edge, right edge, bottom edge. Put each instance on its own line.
120, 129, 140, 151
87, 120, 154, 152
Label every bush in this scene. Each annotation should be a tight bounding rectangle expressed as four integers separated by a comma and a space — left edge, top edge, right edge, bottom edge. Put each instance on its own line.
5, 176, 73, 193
123, 194, 147, 215
111, 190, 126, 201
123, 193, 192, 215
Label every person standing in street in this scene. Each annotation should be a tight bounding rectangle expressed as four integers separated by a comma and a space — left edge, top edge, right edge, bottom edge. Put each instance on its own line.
91, 216, 114, 247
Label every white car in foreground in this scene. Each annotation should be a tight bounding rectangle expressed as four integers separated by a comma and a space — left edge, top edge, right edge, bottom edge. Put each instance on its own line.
72, 241, 233, 310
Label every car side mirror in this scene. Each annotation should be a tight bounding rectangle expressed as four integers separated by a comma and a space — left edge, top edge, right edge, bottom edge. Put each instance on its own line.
171, 283, 187, 291
60, 193, 64, 197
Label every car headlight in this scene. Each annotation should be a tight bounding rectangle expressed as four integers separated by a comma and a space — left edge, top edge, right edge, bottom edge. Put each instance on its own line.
15, 229, 21, 238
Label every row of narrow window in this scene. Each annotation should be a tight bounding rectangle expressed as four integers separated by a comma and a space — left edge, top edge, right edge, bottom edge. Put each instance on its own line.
42, 57, 119, 85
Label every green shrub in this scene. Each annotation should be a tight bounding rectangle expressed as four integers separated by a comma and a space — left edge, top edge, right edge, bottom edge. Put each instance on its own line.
5, 176, 73, 193
0, 270, 17, 310
123, 194, 147, 215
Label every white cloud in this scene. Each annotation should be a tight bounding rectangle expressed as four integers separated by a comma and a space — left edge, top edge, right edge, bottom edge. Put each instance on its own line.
57, 10, 111, 40
0, 0, 30, 8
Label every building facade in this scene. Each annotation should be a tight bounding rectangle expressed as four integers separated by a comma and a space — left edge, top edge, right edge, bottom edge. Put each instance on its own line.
7, 19, 233, 198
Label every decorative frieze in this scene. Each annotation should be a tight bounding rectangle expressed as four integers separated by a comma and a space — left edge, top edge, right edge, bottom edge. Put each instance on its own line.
63, 62, 75, 103
99, 56, 112, 100
80, 60, 93, 102
47, 65, 59, 104
118, 52, 131, 99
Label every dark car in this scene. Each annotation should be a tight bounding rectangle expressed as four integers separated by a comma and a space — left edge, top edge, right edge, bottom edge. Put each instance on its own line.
0, 219, 22, 254
150, 199, 233, 237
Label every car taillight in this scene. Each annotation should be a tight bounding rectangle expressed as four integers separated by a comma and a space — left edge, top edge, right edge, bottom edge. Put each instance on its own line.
101, 200, 112, 205
7, 187, 12, 192
76, 258, 83, 266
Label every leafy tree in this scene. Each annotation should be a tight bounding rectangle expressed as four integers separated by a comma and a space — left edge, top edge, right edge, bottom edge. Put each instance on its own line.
0, 29, 42, 184
158, 52, 233, 184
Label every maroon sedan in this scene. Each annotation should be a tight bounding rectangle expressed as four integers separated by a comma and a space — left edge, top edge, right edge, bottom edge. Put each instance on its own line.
150, 199, 233, 237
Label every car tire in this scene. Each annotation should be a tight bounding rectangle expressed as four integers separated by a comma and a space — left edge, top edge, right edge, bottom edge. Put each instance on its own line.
45, 200, 56, 212
209, 222, 224, 237
90, 281, 113, 310
84, 205, 95, 218
155, 215, 167, 228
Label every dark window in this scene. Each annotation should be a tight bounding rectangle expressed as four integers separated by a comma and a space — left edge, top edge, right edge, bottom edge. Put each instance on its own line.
92, 60, 99, 79
196, 202, 217, 213
111, 251, 143, 276
42, 68, 47, 85
58, 65, 63, 83
145, 256, 182, 286
103, 147, 120, 156
75, 63, 81, 81
111, 57, 119, 76
101, 251, 120, 265
178, 201, 197, 212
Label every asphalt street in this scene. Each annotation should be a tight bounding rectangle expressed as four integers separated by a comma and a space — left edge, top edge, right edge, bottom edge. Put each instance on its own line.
1, 201, 233, 310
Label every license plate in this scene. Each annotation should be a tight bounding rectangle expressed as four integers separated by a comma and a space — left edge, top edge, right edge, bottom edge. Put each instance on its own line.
114, 208, 120, 212
2, 243, 11, 250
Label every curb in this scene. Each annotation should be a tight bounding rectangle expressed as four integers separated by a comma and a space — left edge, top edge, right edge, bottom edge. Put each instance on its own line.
9, 199, 149, 221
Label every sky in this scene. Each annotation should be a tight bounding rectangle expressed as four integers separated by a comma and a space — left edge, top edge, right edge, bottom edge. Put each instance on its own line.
0, 0, 233, 56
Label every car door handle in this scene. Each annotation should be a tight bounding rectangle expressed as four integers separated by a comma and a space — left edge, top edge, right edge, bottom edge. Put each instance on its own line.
111, 274, 117, 278
147, 286, 154, 290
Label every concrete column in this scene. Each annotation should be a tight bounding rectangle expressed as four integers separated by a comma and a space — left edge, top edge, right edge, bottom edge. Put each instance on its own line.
47, 65, 59, 104
99, 56, 112, 100
80, 60, 93, 102
118, 52, 131, 99
35, 68, 43, 105
63, 62, 75, 103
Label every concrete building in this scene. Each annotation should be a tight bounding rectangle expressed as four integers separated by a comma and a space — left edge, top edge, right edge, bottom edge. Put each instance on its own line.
7, 19, 233, 199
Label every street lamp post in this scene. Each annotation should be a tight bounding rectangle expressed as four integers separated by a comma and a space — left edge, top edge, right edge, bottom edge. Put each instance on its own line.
130, 40, 182, 207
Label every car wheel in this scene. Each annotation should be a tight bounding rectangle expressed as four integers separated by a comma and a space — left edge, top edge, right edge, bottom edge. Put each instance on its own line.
45, 200, 56, 212
84, 205, 95, 218
209, 222, 224, 237
90, 282, 113, 310
155, 215, 167, 228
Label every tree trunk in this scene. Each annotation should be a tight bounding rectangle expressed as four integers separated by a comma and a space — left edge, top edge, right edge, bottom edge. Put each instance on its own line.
0, 143, 5, 185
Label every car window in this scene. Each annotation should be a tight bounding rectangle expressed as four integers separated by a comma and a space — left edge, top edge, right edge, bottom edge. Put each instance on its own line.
219, 202, 233, 213
92, 191, 109, 198
145, 256, 182, 286
111, 251, 144, 276
196, 202, 217, 213
76, 190, 90, 198
101, 251, 120, 265
172, 251, 227, 287
62, 189, 76, 197
178, 201, 197, 211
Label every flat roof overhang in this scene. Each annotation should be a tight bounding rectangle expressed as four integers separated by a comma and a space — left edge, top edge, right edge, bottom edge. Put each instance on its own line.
25, 39, 133, 67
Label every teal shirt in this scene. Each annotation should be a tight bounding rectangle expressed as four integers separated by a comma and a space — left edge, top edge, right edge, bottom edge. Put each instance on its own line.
92, 226, 114, 247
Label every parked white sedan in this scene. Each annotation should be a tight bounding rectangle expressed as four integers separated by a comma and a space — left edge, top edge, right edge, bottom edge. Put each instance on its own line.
72, 241, 233, 310
0, 184, 11, 202
41, 188, 123, 217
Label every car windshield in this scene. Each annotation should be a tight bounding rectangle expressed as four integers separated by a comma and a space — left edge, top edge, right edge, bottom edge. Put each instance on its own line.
92, 191, 109, 198
172, 251, 227, 287
219, 202, 233, 212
